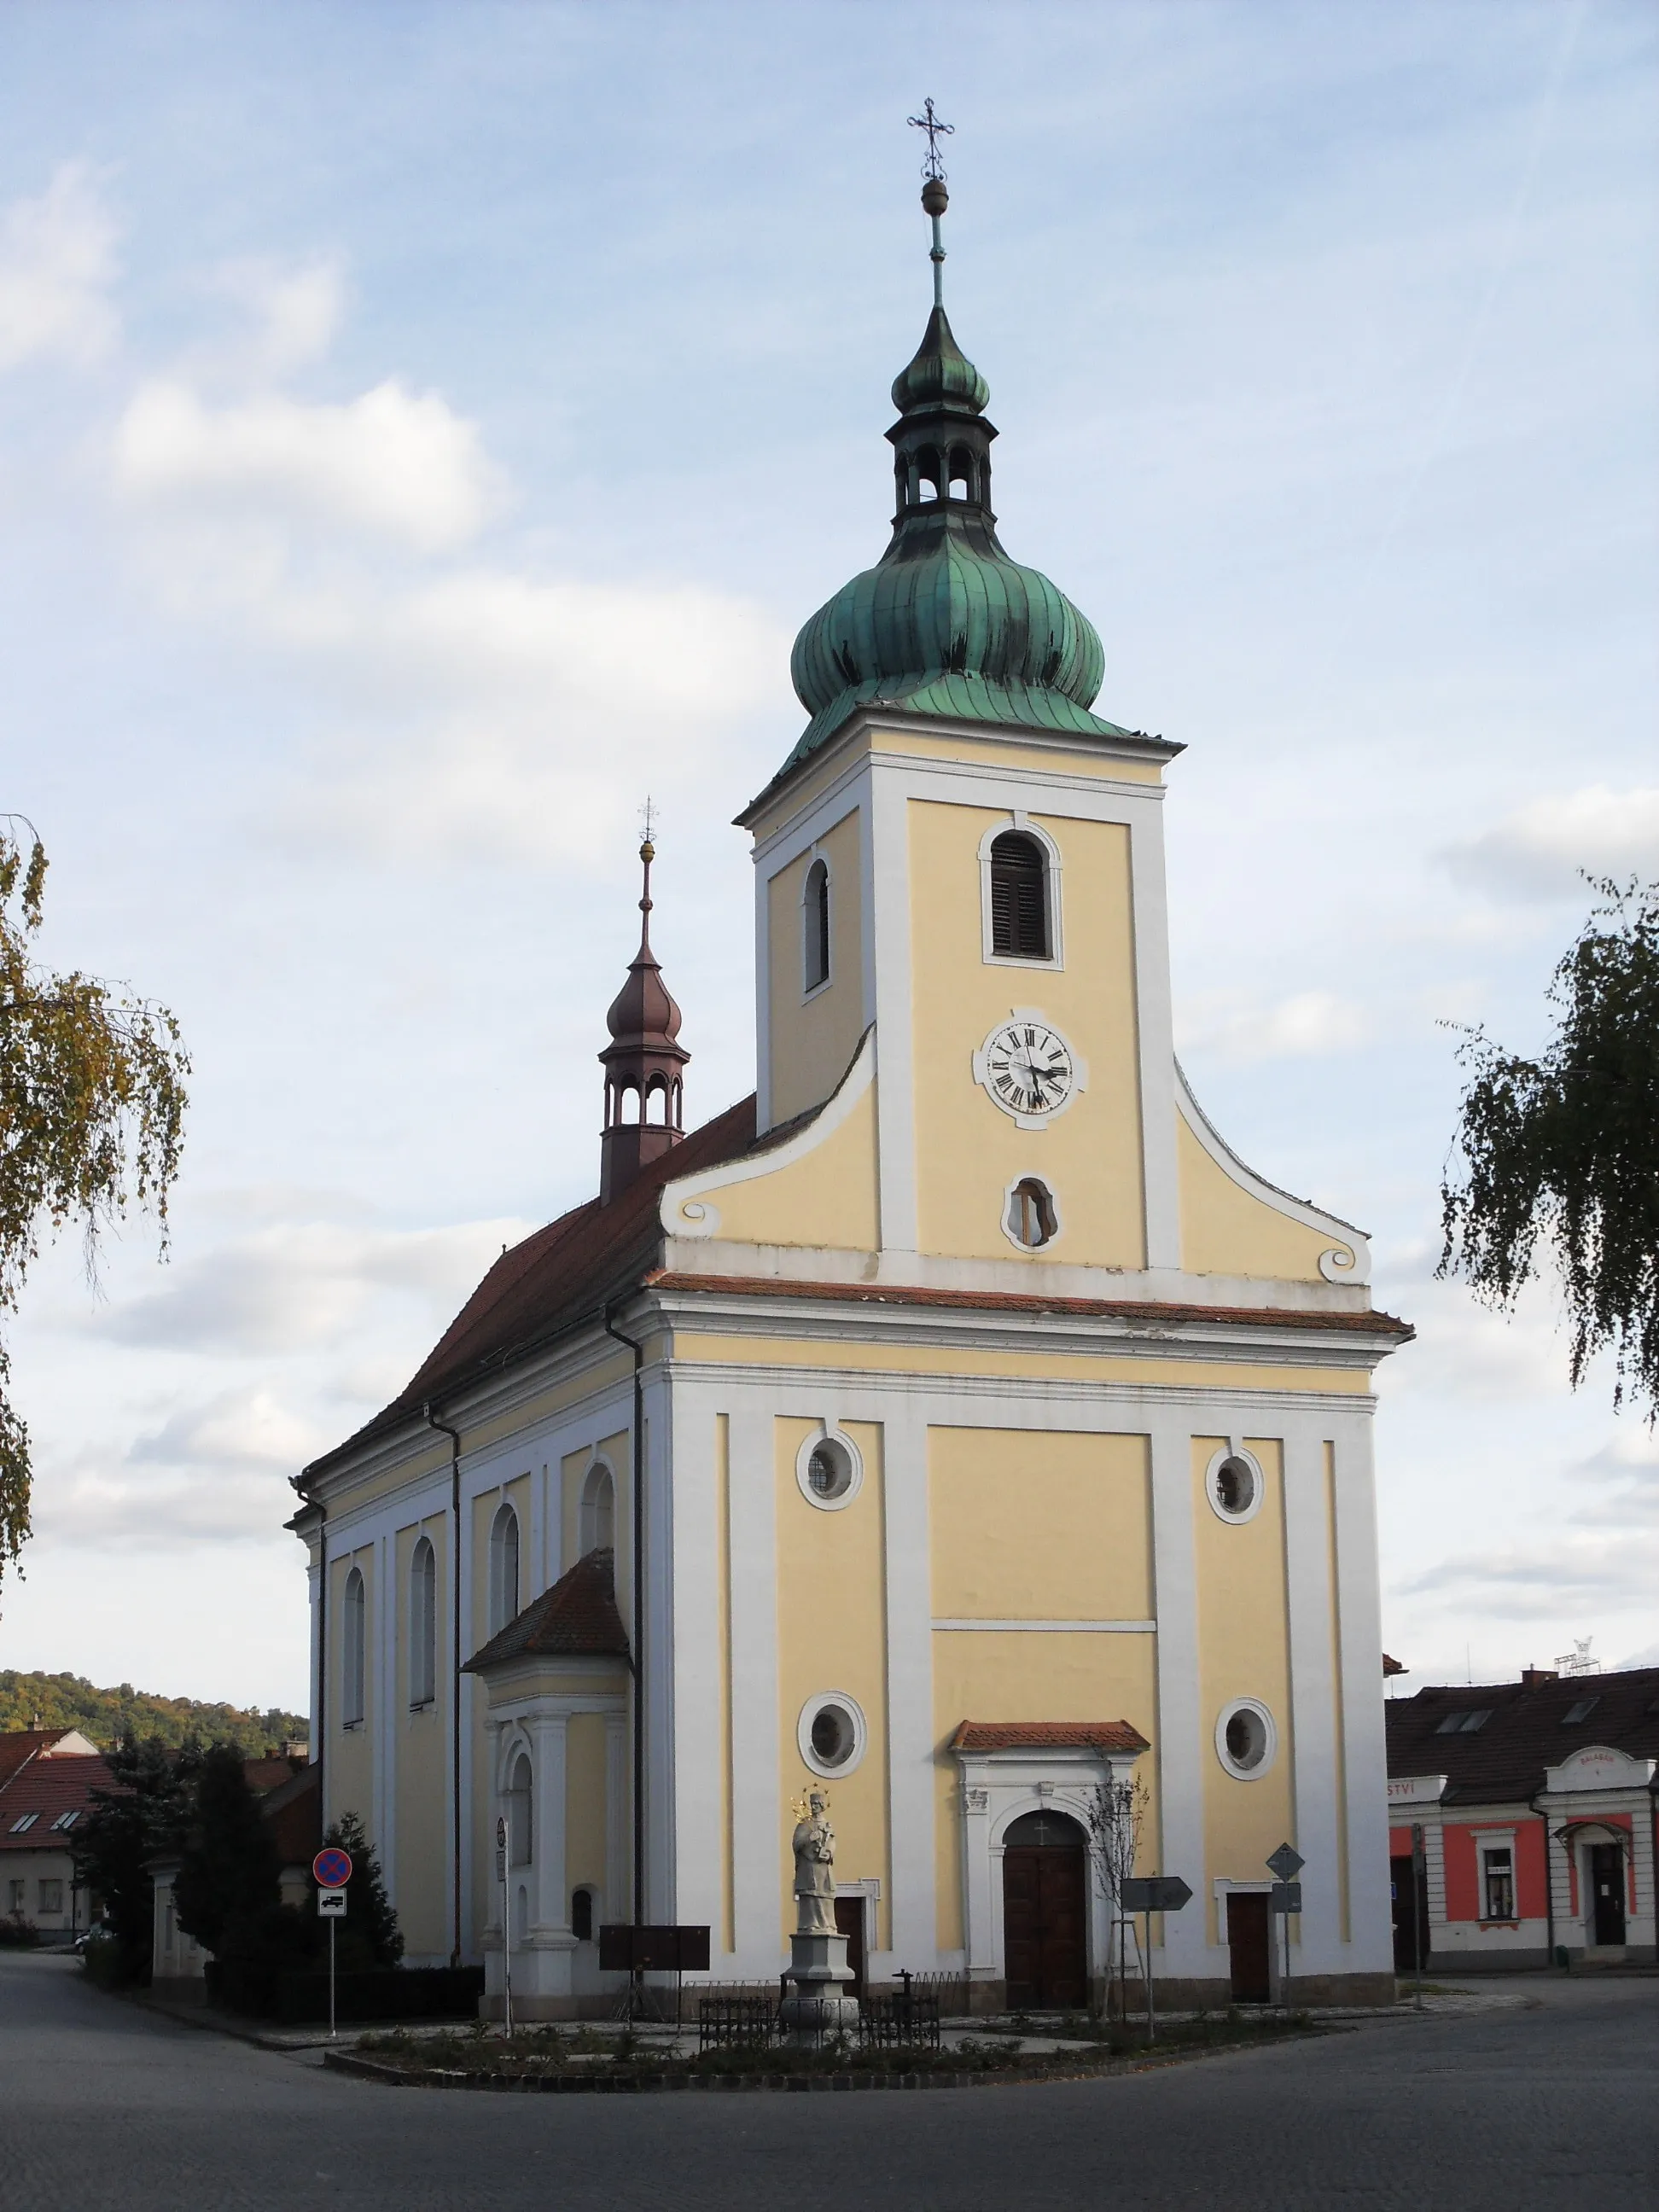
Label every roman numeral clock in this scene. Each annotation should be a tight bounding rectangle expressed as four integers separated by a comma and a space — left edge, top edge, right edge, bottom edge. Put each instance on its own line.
972, 1012, 1088, 1130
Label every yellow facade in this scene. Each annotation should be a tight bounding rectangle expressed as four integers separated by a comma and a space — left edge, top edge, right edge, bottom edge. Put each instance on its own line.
765, 806, 867, 1125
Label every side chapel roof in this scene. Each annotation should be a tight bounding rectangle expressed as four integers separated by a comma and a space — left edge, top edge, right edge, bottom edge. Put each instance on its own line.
463, 1547, 630, 1673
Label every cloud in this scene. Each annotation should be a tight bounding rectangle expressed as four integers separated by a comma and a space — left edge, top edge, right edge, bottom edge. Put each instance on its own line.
83, 1214, 528, 1357
130, 1383, 327, 1472
1442, 786, 1659, 902
0, 164, 118, 371
209, 256, 346, 379
113, 375, 504, 551
1175, 987, 1370, 1062
1394, 1526, 1659, 1619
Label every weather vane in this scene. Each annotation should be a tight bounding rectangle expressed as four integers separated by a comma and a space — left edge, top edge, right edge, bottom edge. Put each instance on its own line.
908, 96, 953, 183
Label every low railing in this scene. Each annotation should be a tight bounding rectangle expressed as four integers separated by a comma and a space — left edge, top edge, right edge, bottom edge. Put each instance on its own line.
858, 1989, 940, 2051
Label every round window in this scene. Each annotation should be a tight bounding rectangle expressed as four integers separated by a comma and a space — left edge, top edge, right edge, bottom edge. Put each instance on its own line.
1215, 1698, 1276, 1780
797, 1691, 867, 1777
795, 1429, 862, 1511
1206, 1447, 1265, 1525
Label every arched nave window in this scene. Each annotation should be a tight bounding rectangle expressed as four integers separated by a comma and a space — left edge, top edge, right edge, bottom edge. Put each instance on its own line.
803, 857, 830, 992
489, 1505, 521, 1636
409, 1536, 436, 1708
342, 1566, 366, 1727
507, 1752, 533, 1866
579, 1464, 615, 1557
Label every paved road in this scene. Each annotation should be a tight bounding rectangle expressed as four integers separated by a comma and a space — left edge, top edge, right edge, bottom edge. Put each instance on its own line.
3, 1952, 1655, 2210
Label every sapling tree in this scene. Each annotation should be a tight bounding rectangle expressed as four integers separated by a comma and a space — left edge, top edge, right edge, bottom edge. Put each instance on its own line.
1440, 878, 1658, 1420
1084, 1774, 1148, 2022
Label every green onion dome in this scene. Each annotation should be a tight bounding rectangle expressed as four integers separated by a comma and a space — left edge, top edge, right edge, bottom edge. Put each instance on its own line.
779, 305, 1125, 781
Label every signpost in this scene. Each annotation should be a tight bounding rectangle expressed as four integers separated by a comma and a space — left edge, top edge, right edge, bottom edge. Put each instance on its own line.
598, 1925, 712, 2027
1265, 1843, 1305, 2003
1411, 1823, 1427, 2012
1117, 1876, 1192, 2045
496, 1816, 512, 2039
312, 1848, 352, 2040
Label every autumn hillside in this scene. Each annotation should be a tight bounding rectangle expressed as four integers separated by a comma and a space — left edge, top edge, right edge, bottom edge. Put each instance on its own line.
0, 1669, 307, 1756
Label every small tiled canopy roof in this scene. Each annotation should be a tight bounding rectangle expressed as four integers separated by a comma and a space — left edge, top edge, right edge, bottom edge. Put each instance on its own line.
464, 1548, 631, 1674
951, 1721, 1150, 1755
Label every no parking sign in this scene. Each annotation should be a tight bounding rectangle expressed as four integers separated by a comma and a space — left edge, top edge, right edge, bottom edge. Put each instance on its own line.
313, 1846, 353, 1889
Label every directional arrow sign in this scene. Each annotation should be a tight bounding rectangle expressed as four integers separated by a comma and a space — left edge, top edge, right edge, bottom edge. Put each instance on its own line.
1266, 1842, 1305, 1882
1121, 1875, 1194, 1913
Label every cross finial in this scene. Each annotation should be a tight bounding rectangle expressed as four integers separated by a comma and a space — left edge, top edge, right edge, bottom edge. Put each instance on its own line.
908, 96, 953, 183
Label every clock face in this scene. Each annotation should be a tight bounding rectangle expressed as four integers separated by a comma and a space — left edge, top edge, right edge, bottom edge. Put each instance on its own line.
973, 1016, 1083, 1126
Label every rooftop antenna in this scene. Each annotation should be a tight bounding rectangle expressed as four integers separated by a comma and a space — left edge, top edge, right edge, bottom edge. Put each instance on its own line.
908, 96, 955, 307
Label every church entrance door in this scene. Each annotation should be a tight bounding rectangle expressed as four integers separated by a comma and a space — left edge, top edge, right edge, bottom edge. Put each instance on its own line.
834, 1895, 865, 1997
1226, 1892, 1272, 2002
1001, 1810, 1087, 2010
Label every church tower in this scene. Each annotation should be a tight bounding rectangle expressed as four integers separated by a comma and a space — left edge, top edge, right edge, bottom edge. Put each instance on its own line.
597, 832, 689, 1203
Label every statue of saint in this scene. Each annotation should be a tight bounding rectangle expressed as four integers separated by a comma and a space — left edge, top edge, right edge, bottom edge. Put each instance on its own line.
791, 1788, 837, 1935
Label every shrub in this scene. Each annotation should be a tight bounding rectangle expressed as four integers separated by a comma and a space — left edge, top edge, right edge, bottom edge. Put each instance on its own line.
0, 1912, 40, 1948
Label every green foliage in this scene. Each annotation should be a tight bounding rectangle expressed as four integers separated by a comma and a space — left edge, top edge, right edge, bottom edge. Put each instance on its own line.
0, 1668, 306, 1755
318, 1811, 404, 1970
172, 1743, 281, 1958
0, 820, 189, 1587
0, 1912, 41, 1947
71, 1734, 199, 1982
79, 1928, 127, 1986
1440, 879, 1659, 1417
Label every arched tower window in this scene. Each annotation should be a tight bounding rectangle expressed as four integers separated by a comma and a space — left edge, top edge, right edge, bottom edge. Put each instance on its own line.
803, 858, 830, 992
579, 1464, 615, 1557
342, 1565, 366, 1727
488, 1504, 521, 1636
507, 1751, 533, 1866
409, 1536, 436, 1708
989, 831, 1050, 959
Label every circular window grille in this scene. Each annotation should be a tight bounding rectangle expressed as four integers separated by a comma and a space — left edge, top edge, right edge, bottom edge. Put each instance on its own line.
1205, 1446, 1265, 1525
795, 1429, 862, 1511
798, 1691, 867, 1777
1214, 1698, 1277, 1780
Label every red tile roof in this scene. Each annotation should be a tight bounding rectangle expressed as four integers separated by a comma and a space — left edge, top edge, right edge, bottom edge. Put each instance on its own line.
1386, 1667, 1659, 1805
0, 1732, 63, 1792
951, 1721, 1150, 1755
0, 1753, 114, 1850
302, 1098, 760, 1479
650, 1273, 1413, 1337
463, 1548, 631, 1672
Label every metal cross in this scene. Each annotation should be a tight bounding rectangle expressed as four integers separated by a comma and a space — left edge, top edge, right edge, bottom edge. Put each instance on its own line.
908, 96, 954, 181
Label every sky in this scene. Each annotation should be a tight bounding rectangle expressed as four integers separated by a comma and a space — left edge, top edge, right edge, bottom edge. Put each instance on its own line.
0, 0, 1654, 1714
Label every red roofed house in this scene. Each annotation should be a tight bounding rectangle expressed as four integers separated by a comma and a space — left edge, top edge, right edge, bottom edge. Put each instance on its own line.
0, 1730, 108, 1938
1386, 1667, 1659, 1972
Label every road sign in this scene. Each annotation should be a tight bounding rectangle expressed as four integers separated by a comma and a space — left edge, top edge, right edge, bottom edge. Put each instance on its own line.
496, 1815, 507, 1847
598, 1924, 712, 1974
317, 1886, 347, 1918
495, 1847, 506, 1882
1120, 1876, 1193, 1913
1266, 1842, 1305, 1882
1268, 1881, 1302, 1915
313, 1847, 353, 1889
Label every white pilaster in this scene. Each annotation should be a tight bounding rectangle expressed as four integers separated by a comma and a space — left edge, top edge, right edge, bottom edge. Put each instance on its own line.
1282, 1423, 1342, 1972
726, 1396, 783, 1974
1148, 1410, 1208, 1976
881, 1400, 936, 1969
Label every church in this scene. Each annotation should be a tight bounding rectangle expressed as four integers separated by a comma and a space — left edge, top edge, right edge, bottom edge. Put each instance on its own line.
291, 159, 1410, 2016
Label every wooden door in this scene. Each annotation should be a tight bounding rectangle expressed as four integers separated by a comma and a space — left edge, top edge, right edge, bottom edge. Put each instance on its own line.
834, 1894, 865, 1997
1002, 1842, 1087, 2009
1227, 1892, 1272, 2002
1589, 1844, 1626, 1945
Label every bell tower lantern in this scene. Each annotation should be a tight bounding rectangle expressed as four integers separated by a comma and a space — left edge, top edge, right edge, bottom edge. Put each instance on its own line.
598, 833, 689, 1203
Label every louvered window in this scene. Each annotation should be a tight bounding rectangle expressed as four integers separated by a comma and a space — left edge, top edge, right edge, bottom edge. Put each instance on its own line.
804, 859, 830, 990
989, 832, 1049, 958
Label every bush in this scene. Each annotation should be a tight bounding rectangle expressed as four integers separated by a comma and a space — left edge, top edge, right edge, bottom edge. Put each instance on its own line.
0, 1912, 40, 1948
79, 1930, 127, 1988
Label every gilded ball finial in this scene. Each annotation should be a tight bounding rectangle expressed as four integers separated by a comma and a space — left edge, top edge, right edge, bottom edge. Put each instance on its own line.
921, 177, 948, 218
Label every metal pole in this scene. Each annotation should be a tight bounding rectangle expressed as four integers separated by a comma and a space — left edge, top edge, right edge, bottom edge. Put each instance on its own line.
329, 1914, 336, 2040
503, 1860, 514, 2040
1144, 1910, 1154, 2046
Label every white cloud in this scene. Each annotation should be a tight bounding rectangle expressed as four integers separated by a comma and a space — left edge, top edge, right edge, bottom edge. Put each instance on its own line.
82, 1214, 528, 1358
1175, 987, 1370, 1062
0, 164, 118, 371
1443, 786, 1659, 902
113, 375, 504, 551
130, 1383, 327, 1472
1394, 1526, 1659, 1619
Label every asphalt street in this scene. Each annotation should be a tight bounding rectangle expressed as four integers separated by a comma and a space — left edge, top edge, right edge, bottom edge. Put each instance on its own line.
3, 1952, 1654, 2211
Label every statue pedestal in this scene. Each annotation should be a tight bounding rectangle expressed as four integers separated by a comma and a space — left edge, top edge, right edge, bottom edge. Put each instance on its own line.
779, 1929, 859, 2041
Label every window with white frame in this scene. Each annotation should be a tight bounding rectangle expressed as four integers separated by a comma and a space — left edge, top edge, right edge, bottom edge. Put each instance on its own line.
38, 1879, 62, 1914
803, 856, 830, 992
988, 830, 1051, 959
7, 1879, 23, 1913
410, 1535, 436, 1708
489, 1504, 521, 1635
342, 1565, 366, 1727
579, 1464, 615, 1557
1481, 1846, 1515, 1921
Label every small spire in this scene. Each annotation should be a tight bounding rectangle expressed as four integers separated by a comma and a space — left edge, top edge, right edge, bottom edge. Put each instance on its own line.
909, 98, 954, 308
599, 813, 690, 1204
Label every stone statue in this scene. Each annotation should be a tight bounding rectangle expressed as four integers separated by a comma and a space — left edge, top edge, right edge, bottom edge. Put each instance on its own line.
791, 1788, 837, 1934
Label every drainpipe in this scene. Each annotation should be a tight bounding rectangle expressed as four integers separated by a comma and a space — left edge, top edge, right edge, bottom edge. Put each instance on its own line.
424, 1402, 464, 1970
603, 1301, 647, 1926
1529, 1791, 1555, 1970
